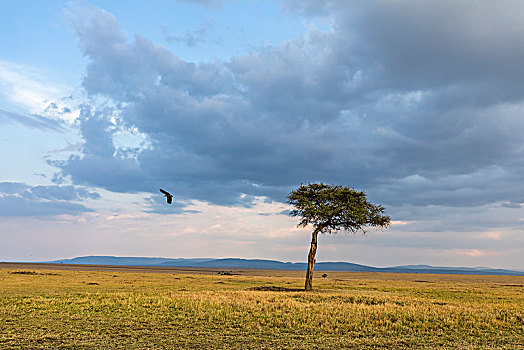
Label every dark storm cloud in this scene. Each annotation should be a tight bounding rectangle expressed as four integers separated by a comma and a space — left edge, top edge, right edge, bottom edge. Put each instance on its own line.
0, 182, 100, 217
56, 2, 524, 221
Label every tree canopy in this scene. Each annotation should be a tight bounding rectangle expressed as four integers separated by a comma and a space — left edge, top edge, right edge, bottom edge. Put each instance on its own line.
287, 183, 391, 234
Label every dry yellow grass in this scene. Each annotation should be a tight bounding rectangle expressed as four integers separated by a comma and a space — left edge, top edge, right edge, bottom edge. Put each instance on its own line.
0, 264, 522, 349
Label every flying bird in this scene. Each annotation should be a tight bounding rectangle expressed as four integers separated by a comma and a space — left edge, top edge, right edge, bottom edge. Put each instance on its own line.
159, 189, 173, 204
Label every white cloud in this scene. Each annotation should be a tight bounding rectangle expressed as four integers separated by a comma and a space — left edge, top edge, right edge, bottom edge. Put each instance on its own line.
444, 249, 501, 258
0, 60, 79, 122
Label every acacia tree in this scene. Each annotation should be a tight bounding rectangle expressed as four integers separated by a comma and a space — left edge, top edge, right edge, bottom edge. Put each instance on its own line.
287, 183, 391, 291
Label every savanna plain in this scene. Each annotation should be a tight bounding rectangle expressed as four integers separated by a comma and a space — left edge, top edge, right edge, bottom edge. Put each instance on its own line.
0, 263, 522, 349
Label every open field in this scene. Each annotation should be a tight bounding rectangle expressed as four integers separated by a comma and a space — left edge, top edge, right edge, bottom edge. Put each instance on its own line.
1, 263, 523, 349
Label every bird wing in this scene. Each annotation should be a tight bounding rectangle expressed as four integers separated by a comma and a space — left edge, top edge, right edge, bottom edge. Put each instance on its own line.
167, 196, 172, 204
159, 188, 171, 196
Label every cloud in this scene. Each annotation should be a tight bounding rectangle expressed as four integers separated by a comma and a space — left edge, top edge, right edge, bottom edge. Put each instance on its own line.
0, 108, 67, 132
0, 182, 100, 217
29, 185, 101, 201
161, 22, 222, 48
501, 202, 522, 209
53, 1, 524, 225
0, 60, 62, 111
0, 196, 92, 217
0, 60, 79, 123
444, 249, 501, 258
0, 182, 29, 194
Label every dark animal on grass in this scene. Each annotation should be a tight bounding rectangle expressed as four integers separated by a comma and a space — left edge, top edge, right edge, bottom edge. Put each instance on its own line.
159, 189, 173, 204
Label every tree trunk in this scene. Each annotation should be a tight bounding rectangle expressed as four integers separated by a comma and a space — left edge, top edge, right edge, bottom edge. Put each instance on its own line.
305, 226, 322, 291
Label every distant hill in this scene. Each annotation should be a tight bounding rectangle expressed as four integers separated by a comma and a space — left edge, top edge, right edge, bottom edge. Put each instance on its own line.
49, 256, 214, 266
45, 256, 523, 276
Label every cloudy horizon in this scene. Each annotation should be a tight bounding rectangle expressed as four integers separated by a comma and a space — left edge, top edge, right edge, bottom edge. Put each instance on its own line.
1, 0, 523, 270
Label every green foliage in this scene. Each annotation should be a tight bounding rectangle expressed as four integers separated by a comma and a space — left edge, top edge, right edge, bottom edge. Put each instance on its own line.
287, 183, 391, 233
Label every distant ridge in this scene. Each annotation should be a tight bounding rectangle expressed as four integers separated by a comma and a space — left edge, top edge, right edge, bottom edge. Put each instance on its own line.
48, 256, 214, 266
45, 256, 524, 276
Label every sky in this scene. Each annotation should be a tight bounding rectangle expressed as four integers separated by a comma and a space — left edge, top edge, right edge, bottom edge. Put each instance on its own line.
1, 0, 523, 270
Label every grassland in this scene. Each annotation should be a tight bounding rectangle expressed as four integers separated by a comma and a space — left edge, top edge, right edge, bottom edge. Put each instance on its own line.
0, 263, 522, 349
